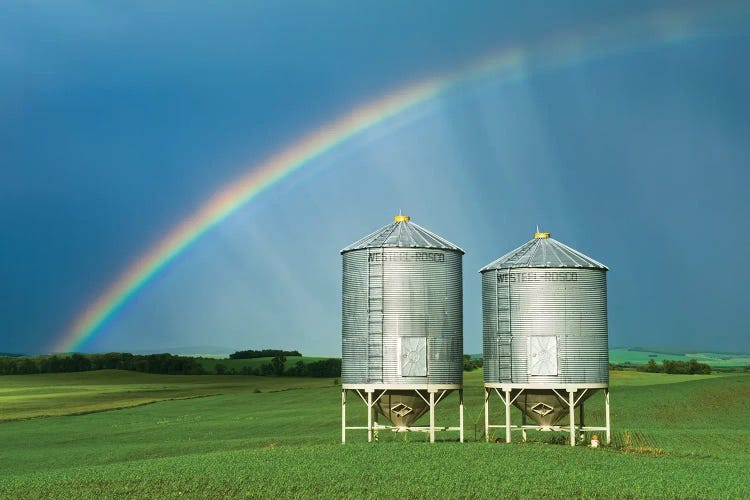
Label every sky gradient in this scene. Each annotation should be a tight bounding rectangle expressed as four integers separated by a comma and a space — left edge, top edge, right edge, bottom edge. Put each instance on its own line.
2, 1, 749, 355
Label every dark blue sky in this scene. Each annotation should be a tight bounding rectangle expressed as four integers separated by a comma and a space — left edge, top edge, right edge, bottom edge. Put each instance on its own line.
2, 1, 749, 355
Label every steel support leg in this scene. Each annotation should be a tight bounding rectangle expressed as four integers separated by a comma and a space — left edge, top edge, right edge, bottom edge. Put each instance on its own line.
484, 388, 490, 442
367, 391, 373, 443
341, 389, 346, 444
429, 391, 435, 443
505, 389, 511, 444
522, 410, 527, 442
569, 390, 575, 447
374, 405, 379, 442
605, 389, 611, 445
459, 388, 464, 443
579, 400, 585, 441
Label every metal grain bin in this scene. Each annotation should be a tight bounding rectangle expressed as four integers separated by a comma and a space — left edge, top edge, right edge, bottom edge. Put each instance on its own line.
341, 215, 464, 441
480, 231, 611, 444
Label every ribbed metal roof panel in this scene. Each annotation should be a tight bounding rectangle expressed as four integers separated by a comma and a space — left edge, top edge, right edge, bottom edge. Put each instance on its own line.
480, 235, 607, 271
341, 218, 464, 254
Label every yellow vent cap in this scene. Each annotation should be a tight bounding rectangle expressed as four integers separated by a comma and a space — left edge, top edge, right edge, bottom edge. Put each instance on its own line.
535, 231, 550, 239
394, 214, 410, 222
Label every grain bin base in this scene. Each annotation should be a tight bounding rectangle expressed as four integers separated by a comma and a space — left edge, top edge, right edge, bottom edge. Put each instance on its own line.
341, 384, 463, 444
484, 383, 610, 446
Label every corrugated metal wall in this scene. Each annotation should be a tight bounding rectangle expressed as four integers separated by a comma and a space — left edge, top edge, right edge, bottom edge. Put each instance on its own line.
482, 268, 608, 384
342, 247, 463, 385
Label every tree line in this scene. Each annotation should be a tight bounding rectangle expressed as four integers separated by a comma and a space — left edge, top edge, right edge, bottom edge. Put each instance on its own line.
0, 352, 486, 376
637, 358, 711, 374
228, 349, 301, 359
0, 353, 206, 375
215, 356, 340, 377
463, 355, 484, 371
0, 352, 341, 378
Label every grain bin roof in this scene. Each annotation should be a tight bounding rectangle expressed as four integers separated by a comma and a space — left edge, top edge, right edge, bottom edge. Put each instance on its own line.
341, 215, 464, 254
480, 231, 607, 271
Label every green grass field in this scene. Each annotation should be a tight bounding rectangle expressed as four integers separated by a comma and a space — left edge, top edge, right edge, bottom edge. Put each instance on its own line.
1, 370, 748, 498
0, 370, 337, 422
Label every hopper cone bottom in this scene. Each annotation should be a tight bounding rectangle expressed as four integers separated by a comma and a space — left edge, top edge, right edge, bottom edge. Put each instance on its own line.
374, 390, 452, 427
512, 389, 595, 427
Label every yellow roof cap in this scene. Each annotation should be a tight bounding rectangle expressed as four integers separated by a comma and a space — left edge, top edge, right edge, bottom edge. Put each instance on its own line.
394, 214, 410, 222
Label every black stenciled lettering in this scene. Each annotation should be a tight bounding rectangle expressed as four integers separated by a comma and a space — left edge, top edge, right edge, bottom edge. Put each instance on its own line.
497, 270, 582, 283
370, 251, 446, 263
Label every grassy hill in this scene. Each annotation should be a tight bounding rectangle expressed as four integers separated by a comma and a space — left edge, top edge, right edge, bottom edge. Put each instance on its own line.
0, 369, 748, 497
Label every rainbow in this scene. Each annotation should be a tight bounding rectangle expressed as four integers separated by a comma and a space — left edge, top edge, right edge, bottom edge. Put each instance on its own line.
53, 3, 749, 353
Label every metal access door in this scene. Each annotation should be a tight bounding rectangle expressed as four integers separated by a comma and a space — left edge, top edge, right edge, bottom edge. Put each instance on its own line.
400, 337, 427, 377
528, 335, 559, 376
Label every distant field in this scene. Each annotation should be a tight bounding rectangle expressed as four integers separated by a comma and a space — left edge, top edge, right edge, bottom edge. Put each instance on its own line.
609, 347, 750, 368
0, 369, 748, 497
0, 370, 337, 421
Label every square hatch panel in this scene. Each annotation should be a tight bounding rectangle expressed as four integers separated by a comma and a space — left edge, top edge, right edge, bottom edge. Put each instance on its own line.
528, 335, 558, 376
391, 403, 414, 417
400, 337, 427, 377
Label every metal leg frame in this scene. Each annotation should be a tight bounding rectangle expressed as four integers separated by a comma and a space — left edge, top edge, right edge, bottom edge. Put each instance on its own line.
579, 400, 585, 442
485, 388, 525, 443
342, 388, 464, 443
484, 387, 494, 443
429, 392, 435, 443
605, 389, 611, 444
341, 389, 346, 444
551, 388, 589, 447
459, 389, 464, 443
484, 387, 612, 447
568, 390, 575, 447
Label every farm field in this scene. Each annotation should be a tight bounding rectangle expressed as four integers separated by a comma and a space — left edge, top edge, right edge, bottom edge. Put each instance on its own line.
0, 370, 748, 498
0, 370, 336, 422
609, 347, 750, 368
